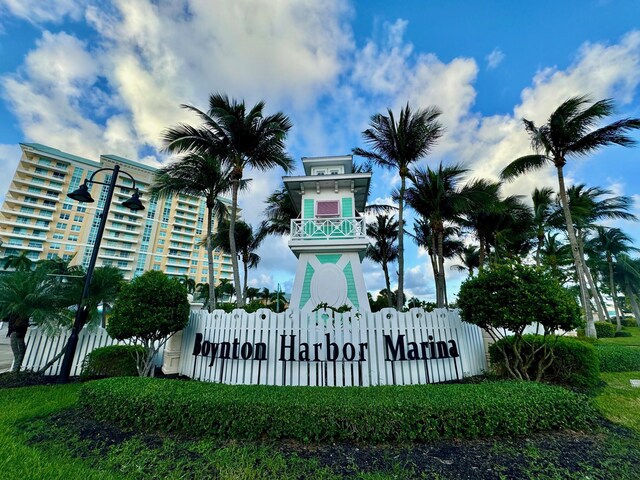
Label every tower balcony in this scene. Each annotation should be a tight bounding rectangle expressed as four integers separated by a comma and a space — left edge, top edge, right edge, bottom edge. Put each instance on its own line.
289, 217, 368, 254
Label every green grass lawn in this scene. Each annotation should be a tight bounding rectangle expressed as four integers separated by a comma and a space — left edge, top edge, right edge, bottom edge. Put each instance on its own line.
598, 326, 640, 346
595, 372, 640, 434
1, 376, 639, 479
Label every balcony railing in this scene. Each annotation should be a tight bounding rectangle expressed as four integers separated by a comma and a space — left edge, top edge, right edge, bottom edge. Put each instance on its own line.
290, 217, 366, 241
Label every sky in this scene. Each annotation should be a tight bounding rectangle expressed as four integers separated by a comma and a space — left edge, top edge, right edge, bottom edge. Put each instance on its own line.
1, 0, 640, 302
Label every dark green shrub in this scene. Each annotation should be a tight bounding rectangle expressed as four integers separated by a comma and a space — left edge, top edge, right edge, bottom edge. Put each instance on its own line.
597, 345, 640, 372
594, 321, 616, 338
614, 331, 633, 338
108, 271, 190, 376
458, 263, 581, 381
621, 317, 636, 328
80, 378, 595, 443
489, 335, 599, 389
81, 345, 144, 378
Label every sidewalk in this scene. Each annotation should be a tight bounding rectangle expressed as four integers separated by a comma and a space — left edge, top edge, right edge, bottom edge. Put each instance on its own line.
0, 324, 12, 373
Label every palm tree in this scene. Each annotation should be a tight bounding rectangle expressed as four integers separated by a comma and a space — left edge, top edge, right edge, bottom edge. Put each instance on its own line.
258, 184, 298, 239
501, 96, 640, 337
531, 187, 555, 266
0, 268, 75, 371
406, 164, 489, 307
86, 266, 124, 327
178, 277, 196, 295
592, 227, 638, 331
354, 103, 443, 310
245, 287, 260, 303
212, 219, 263, 304
216, 278, 235, 303
163, 93, 293, 308
614, 255, 640, 327
365, 214, 399, 308
2, 252, 33, 271
540, 233, 573, 284
152, 153, 233, 312
451, 245, 480, 277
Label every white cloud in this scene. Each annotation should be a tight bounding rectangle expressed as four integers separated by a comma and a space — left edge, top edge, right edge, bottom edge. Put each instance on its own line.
0, 0, 86, 25
485, 48, 505, 69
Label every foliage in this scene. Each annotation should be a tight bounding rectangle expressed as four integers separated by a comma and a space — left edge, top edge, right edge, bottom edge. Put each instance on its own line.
489, 335, 600, 389
615, 331, 633, 338
365, 214, 399, 308
596, 372, 640, 434
81, 378, 594, 443
311, 303, 352, 313
458, 263, 581, 381
596, 345, 640, 372
107, 271, 190, 376
81, 345, 145, 379
594, 321, 616, 338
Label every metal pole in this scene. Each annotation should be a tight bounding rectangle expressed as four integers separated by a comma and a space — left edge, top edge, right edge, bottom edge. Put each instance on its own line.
58, 165, 120, 383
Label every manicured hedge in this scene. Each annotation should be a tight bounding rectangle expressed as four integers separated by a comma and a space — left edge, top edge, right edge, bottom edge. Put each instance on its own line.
81, 345, 143, 378
614, 331, 633, 338
597, 345, 640, 372
594, 321, 616, 338
80, 378, 595, 443
489, 335, 600, 389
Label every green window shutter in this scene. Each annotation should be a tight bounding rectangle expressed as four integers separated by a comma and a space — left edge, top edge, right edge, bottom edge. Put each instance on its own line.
304, 199, 314, 219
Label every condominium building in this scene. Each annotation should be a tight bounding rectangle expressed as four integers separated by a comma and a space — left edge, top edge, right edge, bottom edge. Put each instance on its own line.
0, 143, 234, 283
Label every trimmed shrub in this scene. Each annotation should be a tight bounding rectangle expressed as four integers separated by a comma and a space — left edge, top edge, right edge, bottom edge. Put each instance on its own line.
597, 345, 640, 372
80, 378, 595, 443
81, 345, 144, 379
614, 331, 633, 338
594, 321, 616, 338
622, 317, 636, 328
489, 335, 600, 390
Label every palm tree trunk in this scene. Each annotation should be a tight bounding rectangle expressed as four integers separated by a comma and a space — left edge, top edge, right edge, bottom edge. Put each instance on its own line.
229, 177, 244, 308
101, 302, 107, 328
555, 164, 596, 337
429, 233, 441, 306
536, 233, 544, 266
594, 275, 611, 321
243, 256, 249, 305
396, 175, 405, 311
626, 286, 640, 327
478, 237, 486, 271
577, 234, 606, 322
437, 228, 446, 308
382, 261, 393, 308
607, 254, 621, 332
10, 332, 26, 373
206, 203, 217, 312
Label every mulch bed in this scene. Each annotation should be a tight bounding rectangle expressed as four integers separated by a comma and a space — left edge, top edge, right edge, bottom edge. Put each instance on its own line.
22, 407, 640, 479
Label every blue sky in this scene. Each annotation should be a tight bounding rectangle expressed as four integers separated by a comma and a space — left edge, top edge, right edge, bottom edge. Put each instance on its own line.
1, 0, 640, 301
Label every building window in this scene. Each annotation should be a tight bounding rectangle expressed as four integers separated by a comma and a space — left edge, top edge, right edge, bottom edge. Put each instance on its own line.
316, 200, 340, 217
68, 235, 78, 242
50, 243, 61, 250
76, 206, 86, 213
56, 222, 67, 230
70, 225, 81, 232
73, 215, 83, 222
65, 245, 75, 252
60, 213, 70, 220
53, 233, 64, 240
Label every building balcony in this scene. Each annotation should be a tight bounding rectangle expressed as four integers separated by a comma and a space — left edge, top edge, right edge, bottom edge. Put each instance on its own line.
1, 208, 54, 221
2, 243, 44, 252
98, 253, 134, 262
106, 223, 140, 234
4, 197, 57, 211
22, 158, 69, 174
8, 188, 58, 201
289, 217, 368, 252
12, 177, 65, 192
0, 220, 50, 231
0, 231, 48, 241
15, 168, 65, 183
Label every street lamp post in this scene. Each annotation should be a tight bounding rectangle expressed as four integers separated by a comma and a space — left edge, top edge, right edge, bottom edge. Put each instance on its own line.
58, 164, 144, 383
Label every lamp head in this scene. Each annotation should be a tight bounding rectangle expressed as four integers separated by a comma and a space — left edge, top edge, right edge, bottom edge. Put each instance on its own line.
122, 189, 145, 211
67, 182, 94, 203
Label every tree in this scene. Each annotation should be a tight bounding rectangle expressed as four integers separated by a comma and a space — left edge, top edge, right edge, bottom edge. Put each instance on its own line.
406, 164, 489, 307
178, 277, 196, 295
458, 263, 581, 381
501, 96, 640, 337
354, 103, 443, 310
245, 287, 260, 302
614, 255, 640, 327
86, 266, 124, 327
163, 93, 293, 308
213, 219, 263, 304
107, 271, 190, 376
0, 268, 75, 371
365, 214, 399, 308
531, 187, 555, 266
451, 245, 480, 277
540, 233, 573, 284
152, 153, 233, 311
258, 184, 298, 239
591, 227, 638, 331
2, 252, 33, 272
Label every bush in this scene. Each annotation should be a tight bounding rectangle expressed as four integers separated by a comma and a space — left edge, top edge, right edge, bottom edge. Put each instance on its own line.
597, 345, 640, 372
108, 271, 190, 376
81, 345, 144, 379
622, 317, 637, 328
80, 377, 595, 443
614, 331, 633, 338
594, 322, 616, 338
489, 335, 600, 390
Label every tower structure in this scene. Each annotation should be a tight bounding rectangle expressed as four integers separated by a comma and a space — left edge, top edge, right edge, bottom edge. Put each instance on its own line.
284, 155, 371, 312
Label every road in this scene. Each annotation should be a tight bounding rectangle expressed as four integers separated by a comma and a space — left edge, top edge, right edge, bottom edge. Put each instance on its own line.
0, 324, 12, 373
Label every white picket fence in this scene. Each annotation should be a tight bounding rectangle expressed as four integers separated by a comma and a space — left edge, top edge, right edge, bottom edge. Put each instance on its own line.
19, 326, 164, 376
178, 308, 487, 386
